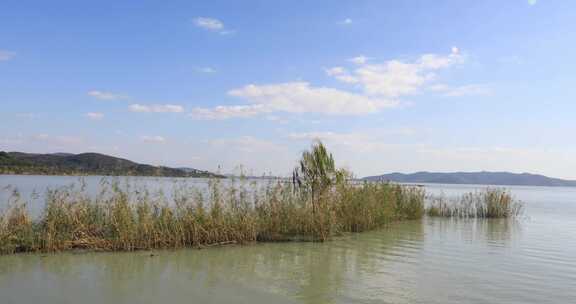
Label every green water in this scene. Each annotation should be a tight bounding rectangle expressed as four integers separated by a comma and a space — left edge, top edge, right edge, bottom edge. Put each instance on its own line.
1, 179, 575, 303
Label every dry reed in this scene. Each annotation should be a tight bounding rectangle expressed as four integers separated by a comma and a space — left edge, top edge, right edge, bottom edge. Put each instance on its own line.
426, 188, 523, 218
0, 178, 425, 254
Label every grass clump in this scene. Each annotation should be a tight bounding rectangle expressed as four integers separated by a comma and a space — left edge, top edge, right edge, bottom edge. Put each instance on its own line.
335, 182, 424, 233
0, 178, 425, 254
426, 188, 523, 218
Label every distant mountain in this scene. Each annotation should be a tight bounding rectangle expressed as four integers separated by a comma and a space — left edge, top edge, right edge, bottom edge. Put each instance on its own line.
0, 151, 223, 178
362, 171, 576, 187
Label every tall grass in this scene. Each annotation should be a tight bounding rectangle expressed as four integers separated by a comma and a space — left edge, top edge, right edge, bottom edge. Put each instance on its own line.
0, 141, 522, 255
0, 178, 425, 254
426, 188, 523, 218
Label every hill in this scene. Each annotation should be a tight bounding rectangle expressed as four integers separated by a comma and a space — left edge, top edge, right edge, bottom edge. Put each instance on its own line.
0, 151, 222, 178
362, 171, 576, 187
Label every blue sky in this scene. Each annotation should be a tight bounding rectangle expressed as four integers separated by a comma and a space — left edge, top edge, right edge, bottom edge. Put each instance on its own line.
2, 0, 576, 178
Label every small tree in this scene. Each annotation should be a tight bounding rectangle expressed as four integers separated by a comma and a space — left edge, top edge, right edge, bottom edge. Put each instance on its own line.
292, 141, 346, 210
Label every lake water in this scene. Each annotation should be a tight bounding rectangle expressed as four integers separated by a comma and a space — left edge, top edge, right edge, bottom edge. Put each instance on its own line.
1, 175, 575, 304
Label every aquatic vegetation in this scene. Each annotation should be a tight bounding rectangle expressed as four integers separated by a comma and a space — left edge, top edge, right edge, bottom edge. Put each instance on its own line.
335, 182, 424, 233
0, 177, 427, 254
0, 142, 426, 254
0, 142, 522, 255
426, 189, 523, 218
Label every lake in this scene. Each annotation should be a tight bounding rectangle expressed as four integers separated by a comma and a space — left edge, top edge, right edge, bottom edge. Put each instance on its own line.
1, 175, 575, 304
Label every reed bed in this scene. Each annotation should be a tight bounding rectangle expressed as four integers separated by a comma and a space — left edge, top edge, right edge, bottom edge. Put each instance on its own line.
0, 178, 425, 254
426, 188, 523, 218
0, 142, 522, 255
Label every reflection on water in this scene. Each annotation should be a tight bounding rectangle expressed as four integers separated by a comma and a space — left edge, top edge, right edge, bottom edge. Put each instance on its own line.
1, 177, 576, 303
425, 218, 522, 247
0, 221, 425, 304
0, 219, 543, 304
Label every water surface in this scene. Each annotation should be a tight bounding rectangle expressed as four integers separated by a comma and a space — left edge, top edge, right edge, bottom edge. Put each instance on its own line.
1, 176, 575, 304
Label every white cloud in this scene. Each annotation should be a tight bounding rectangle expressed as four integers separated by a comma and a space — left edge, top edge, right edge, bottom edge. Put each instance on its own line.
192, 48, 478, 120
325, 66, 359, 84
349, 55, 369, 65
230, 82, 397, 114
429, 84, 492, 97
528, 0, 537, 5
194, 17, 223, 30
326, 66, 346, 75
140, 135, 166, 143
328, 48, 465, 98
193, 17, 232, 34
192, 82, 397, 120
195, 67, 216, 73
129, 104, 184, 113
85, 112, 104, 120
0, 50, 16, 61
341, 18, 353, 25
191, 104, 268, 120
88, 90, 128, 101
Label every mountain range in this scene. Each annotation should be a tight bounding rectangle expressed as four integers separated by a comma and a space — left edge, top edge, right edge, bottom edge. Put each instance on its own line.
3, 151, 574, 186
0, 151, 222, 178
362, 171, 576, 187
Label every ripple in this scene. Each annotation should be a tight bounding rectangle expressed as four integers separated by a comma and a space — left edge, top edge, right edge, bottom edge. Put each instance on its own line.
2, 183, 576, 303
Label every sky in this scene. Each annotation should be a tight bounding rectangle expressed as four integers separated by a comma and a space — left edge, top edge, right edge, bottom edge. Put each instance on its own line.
2, 0, 576, 179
